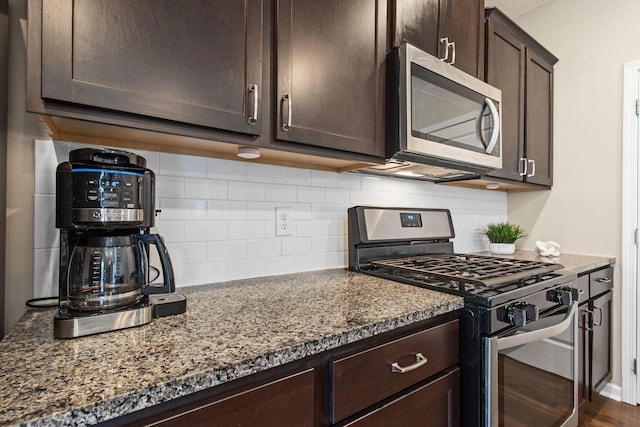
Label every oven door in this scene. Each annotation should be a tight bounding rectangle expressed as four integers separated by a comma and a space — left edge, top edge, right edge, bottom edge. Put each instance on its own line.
484, 302, 578, 427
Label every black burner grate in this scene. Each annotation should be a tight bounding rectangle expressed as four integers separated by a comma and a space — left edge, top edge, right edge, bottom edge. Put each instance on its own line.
370, 253, 563, 291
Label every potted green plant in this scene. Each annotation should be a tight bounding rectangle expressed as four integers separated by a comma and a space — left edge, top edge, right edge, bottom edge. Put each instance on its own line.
480, 222, 526, 255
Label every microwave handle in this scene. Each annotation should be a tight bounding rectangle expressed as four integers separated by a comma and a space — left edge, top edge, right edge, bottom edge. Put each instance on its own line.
484, 98, 500, 154
497, 302, 576, 351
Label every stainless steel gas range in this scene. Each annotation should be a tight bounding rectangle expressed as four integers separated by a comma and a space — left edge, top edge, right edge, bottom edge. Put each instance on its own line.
348, 206, 578, 427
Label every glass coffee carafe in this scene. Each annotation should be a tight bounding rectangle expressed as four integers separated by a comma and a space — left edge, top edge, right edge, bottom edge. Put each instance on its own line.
67, 234, 173, 311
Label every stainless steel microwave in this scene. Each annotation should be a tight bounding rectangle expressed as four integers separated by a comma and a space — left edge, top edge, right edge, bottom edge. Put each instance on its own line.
362, 43, 503, 182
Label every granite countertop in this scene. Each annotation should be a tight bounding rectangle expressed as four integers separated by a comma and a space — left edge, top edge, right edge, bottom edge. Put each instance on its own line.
0, 269, 463, 427
497, 250, 616, 276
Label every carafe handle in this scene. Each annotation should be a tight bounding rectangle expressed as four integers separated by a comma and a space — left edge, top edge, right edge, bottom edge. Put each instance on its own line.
136, 234, 176, 294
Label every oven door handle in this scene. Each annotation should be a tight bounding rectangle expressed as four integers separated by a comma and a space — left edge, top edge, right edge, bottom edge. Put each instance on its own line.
497, 302, 577, 351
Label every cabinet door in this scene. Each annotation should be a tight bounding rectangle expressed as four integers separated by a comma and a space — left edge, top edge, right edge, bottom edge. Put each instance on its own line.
41, 0, 263, 136
345, 368, 460, 427
275, 0, 386, 157
392, 0, 440, 57
590, 291, 612, 392
149, 369, 314, 427
438, 0, 484, 78
524, 48, 555, 186
484, 19, 526, 182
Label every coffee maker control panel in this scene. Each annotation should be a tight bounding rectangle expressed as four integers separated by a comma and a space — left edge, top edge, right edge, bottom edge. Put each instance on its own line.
56, 149, 156, 229
78, 171, 141, 208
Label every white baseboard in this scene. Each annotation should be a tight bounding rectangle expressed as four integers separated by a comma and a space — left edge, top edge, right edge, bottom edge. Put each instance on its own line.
599, 382, 623, 402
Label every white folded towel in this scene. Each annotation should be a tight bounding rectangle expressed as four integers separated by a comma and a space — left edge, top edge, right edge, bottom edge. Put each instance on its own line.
535, 241, 561, 257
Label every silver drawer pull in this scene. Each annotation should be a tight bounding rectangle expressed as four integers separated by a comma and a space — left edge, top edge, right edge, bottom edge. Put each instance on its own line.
596, 277, 612, 284
391, 353, 428, 374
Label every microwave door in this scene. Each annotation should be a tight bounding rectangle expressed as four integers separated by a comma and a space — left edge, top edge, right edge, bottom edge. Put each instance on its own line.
410, 72, 499, 155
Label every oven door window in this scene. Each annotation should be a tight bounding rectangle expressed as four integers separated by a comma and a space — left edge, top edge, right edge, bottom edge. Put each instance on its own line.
410, 63, 500, 156
485, 304, 577, 427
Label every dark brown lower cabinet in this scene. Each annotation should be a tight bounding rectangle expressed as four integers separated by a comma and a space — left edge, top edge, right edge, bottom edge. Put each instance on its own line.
114, 313, 459, 427
145, 369, 315, 427
576, 266, 613, 407
343, 368, 460, 427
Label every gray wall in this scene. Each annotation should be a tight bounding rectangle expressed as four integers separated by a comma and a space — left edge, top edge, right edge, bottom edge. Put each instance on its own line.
4, 0, 46, 334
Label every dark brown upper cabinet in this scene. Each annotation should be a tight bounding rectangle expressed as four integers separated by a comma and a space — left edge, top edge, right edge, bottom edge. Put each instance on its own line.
39, 0, 264, 136
391, 0, 485, 79
274, 0, 387, 158
485, 8, 558, 187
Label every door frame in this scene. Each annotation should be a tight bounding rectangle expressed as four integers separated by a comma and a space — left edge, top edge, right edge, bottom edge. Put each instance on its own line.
621, 60, 640, 405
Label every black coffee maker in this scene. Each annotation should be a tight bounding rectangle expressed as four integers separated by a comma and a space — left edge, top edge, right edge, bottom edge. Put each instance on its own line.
54, 148, 186, 338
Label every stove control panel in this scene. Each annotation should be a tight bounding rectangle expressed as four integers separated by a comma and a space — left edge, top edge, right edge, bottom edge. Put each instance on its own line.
497, 302, 539, 327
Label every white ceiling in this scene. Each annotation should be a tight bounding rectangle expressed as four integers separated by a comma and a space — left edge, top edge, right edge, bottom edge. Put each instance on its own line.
485, 0, 556, 19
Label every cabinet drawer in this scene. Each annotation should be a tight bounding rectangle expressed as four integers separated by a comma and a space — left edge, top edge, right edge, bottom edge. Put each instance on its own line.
149, 369, 314, 427
577, 274, 589, 305
344, 368, 460, 427
331, 320, 459, 423
590, 267, 613, 299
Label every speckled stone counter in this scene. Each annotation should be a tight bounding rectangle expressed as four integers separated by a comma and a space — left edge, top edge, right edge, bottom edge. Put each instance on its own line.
484, 250, 616, 275
0, 269, 463, 427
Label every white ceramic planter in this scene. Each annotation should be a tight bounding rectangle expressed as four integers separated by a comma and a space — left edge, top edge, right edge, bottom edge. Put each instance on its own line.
489, 243, 515, 255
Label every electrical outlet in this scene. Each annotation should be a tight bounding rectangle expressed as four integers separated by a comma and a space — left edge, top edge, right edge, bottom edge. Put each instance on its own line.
276, 207, 293, 236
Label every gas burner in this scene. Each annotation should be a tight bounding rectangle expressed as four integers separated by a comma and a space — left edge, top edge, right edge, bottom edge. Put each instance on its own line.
369, 253, 563, 296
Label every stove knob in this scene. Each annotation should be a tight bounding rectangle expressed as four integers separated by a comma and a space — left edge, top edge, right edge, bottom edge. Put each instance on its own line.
498, 303, 538, 327
547, 287, 580, 306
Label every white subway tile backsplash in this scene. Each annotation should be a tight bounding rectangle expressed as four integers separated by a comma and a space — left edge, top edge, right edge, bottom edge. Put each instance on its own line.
159, 198, 207, 221
208, 200, 247, 220
247, 163, 282, 184
182, 262, 227, 286
34, 248, 59, 298
153, 220, 185, 243
184, 178, 227, 200
338, 173, 362, 190
166, 242, 208, 265
207, 240, 248, 261
184, 220, 227, 242
34, 140, 506, 293
228, 220, 266, 240
281, 166, 312, 186
325, 188, 350, 204
228, 258, 265, 281
297, 186, 325, 203
247, 238, 281, 258
160, 153, 207, 178
361, 176, 384, 191
282, 237, 312, 256
155, 175, 184, 198
264, 184, 297, 202
228, 181, 265, 201
34, 195, 57, 249
207, 158, 247, 181
311, 170, 338, 188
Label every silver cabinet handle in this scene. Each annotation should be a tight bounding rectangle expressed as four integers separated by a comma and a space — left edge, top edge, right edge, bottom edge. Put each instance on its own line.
449, 40, 456, 65
519, 158, 528, 176
439, 37, 450, 62
248, 84, 259, 125
596, 277, 612, 284
527, 159, 536, 177
439, 37, 456, 64
281, 94, 292, 131
583, 308, 593, 331
391, 352, 428, 374
593, 306, 604, 327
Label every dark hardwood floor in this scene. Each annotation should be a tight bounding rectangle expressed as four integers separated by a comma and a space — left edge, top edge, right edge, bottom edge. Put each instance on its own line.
580, 394, 640, 426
